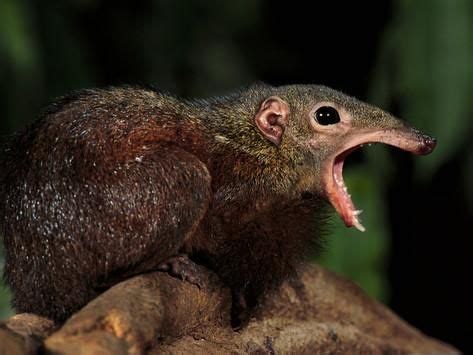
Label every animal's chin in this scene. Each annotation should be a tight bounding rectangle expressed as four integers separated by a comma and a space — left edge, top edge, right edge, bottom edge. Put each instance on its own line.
322, 128, 436, 232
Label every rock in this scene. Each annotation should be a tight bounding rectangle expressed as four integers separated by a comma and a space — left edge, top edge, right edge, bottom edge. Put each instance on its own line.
1, 263, 459, 354
0, 313, 55, 355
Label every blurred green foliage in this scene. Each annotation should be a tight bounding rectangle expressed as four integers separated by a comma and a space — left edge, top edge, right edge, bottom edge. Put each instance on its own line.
321, 0, 473, 300
317, 0, 472, 302
370, 0, 473, 177
0, 0, 471, 320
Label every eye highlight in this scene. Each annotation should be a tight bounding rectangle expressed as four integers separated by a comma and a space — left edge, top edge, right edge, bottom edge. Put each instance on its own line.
314, 106, 340, 125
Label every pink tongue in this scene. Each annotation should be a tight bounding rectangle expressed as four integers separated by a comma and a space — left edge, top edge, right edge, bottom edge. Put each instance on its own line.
333, 156, 365, 232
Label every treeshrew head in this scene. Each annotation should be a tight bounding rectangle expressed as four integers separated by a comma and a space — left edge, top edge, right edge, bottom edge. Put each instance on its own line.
254, 85, 436, 231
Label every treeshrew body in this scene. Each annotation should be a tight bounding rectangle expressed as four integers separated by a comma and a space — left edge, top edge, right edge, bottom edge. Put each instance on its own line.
0, 84, 436, 323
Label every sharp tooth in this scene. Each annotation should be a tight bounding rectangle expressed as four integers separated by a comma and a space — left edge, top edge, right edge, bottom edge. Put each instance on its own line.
353, 218, 366, 232
354, 210, 363, 216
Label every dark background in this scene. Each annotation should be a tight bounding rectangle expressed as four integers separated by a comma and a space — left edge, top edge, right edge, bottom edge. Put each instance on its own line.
0, 0, 471, 352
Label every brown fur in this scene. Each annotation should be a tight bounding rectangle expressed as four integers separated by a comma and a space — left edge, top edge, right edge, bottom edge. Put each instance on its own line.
0, 83, 384, 322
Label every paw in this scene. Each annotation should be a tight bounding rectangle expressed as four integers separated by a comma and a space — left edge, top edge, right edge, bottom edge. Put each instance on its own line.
157, 254, 204, 288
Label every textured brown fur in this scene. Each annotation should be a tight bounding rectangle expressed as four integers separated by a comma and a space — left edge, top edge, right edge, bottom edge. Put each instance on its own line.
0, 83, 410, 323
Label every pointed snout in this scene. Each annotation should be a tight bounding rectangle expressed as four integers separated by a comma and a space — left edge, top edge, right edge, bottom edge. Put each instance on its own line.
416, 133, 437, 155
387, 126, 437, 156
351, 104, 437, 156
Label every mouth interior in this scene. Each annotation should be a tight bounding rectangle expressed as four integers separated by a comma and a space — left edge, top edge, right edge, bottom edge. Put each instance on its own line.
331, 144, 370, 232
325, 127, 435, 232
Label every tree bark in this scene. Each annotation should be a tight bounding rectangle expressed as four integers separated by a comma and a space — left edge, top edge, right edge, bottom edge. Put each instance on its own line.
0, 263, 459, 354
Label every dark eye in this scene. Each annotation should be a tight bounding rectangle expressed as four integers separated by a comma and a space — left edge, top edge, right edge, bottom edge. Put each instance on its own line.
314, 106, 340, 125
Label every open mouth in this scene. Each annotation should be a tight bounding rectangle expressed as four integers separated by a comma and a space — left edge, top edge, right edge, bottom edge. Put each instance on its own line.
323, 128, 436, 232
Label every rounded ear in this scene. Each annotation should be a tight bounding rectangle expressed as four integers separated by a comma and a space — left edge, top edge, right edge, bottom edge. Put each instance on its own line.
254, 96, 290, 146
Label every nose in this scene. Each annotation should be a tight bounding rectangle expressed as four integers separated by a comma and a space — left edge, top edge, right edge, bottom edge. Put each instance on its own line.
418, 134, 437, 155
